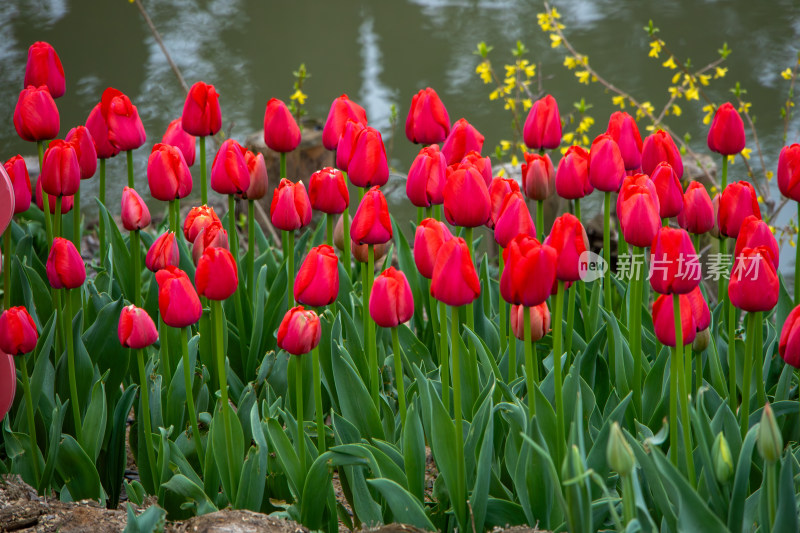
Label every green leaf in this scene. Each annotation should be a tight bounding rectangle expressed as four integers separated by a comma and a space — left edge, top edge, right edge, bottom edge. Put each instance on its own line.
773, 449, 799, 533
265, 417, 303, 500
402, 402, 426, 502
332, 343, 384, 439
80, 375, 108, 462
368, 478, 436, 531
56, 434, 105, 504
38, 399, 66, 495
234, 403, 269, 512
210, 402, 245, 503
469, 396, 494, 533
162, 474, 218, 516
103, 385, 136, 508
123, 504, 166, 533
728, 425, 758, 532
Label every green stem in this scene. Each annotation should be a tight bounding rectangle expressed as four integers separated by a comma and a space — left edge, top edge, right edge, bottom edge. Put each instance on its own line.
199, 136, 208, 205
603, 191, 612, 311
18, 354, 40, 482
312, 345, 325, 454
280, 152, 287, 180
673, 293, 695, 485
499, 250, 508, 371
137, 348, 159, 491
574, 198, 581, 222
766, 462, 777, 530
439, 299, 449, 414
755, 311, 765, 407
720, 155, 729, 191
55, 196, 62, 238
168, 200, 176, 234
367, 245, 378, 408
326, 212, 333, 248
631, 247, 643, 418
425, 206, 432, 219
741, 313, 754, 438
65, 289, 81, 442
248, 200, 256, 301
524, 306, 536, 419
213, 300, 237, 501
417, 206, 424, 226
175, 198, 181, 231
295, 354, 306, 476
181, 327, 204, 466
342, 209, 352, 279
536, 199, 544, 241
38, 142, 53, 247
391, 327, 406, 427
287, 231, 295, 308
565, 282, 576, 359
126, 150, 134, 188
727, 295, 737, 413
796, 203, 800, 304
554, 280, 565, 463
3, 230, 11, 309
451, 305, 466, 524
228, 195, 239, 266
98, 159, 106, 261
426, 279, 439, 363
72, 188, 80, 249
622, 474, 635, 524
228, 195, 247, 356
159, 317, 172, 389
464, 228, 477, 391
131, 230, 141, 306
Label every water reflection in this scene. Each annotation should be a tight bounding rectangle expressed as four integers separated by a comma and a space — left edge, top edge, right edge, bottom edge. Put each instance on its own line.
358, 13, 396, 133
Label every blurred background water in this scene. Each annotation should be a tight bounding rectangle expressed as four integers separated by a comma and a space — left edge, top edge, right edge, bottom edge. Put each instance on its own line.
2, 0, 800, 273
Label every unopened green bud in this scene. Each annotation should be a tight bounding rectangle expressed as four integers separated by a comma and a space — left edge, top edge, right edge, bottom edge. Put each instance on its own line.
692, 328, 710, 353
606, 422, 634, 477
757, 403, 783, 464
711, 432, 734, 484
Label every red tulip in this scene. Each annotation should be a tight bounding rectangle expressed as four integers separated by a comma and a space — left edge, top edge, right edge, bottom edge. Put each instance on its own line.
642, 129, 683, 179
146, 231, 179, 272
443, 167, 491, 228
195, 247, 238, 301
121, 186, 151, 231
677, 181, 714, 235
556, 145, 593, 199
270, 178, 312, 231
0, 351, 16, 423
521, 152, 555, 201
191, 221, 229, 264
588, 134, 625, 192
35, 179, 72, 214
510, 302, 550, 341
617, 174, 661, 248
501, 234, 557, 306
734, 215, 779, 270
652, 293, 697, 346
649, 227, 701, 295
649, 162, 683, 218
777, 144, 800, 202
0, 307, 38, 355
441, 118, 484, 165
295, 245, 340, 307
544, 213, 589, 282
351, 186, 393, 245
406, 145, 446, 208
147, 143, 193, 201
406, 87, 451, 145
728, 245, 779, 312
494, 191, 535, 248
242, 150, 268, 200
162, 118, 196, 166
309, 167, 349, 214
183, 205, 220, 243
181, 81, 221, 137
277, 306, 321, 356
14, 85, 59, 142
46, 237, 85, 289
40, 139, 80, 197
430, 237, 480, 307
606, 111, 642, 171
707, 102, 745, 156
211, 139, 250, 196
779, 305, 800, 368
370, 267, 414, 328
85, 102, 119, 159
323, 94, 367, 151
117, 305, 158, 349
718, 181, 761, 238
155, 266, 202, 328
346, 127, 389, 188
24, 42, 65, 98
336, 119, 366, 171
263, 98, 301, 153
101, 87, 146, 151
686, 286, 710, 331
455, 151, 493, 187
523, 94, 561, 150
4, 156, 32, 214
488, 177, 521, 228
65, 126, 97, 180
414, 218, 453, 279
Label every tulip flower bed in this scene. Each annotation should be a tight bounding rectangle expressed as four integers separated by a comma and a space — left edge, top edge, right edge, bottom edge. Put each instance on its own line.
3, 34, 800, 533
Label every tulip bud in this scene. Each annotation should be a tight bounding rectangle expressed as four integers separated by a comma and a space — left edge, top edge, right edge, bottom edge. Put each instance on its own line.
650, 162, 683, 218
779, 305, 800, 368
323, 94, 367, 151
443, 167, 491, 228
309, 167, 349, 214
406, 145, 446, 208
277, 306, 321, 356
195, 247, 238, 301
162, 118, 196, 166
181, 81, 222, 137
588, 134, 625, 192
649, 227, 701, 295
347, 127, 389, 188
431, 237, 480, 307
351, 186, 393, 245
617, 174, 661, 248
183, 205, 220, 243
757, 403, 783, 464
718, 181, 761, 238
155, 266, 202, 328
488, 177, 521, 229
686, 286, 710, 331
711, 432, 734, 484
0, 352, 16, 423
351, 239, 388, 264
406, 87, 451, 145
707, 102, 745, 156
263, 98, 301, 153
370, 267, 414, 328
101, 87, 146, 151
14, 85, 59, 142
146, 232, 180, 272
85, 102, 119, 159
35, 179, 73, 214
678, 182, 715, 235
40, 139, 80, 197
191, 221, 229, 264
642, 129, 683, 179
652, 293, 697, 346
65, 126, 97, 180
147, 143, 193, 201
242, 150, 268, 200
46, 237, 85, 289
544, 213, 590, 282
0, 307, 38, 355
210, 139, 250, 196
270, 178, 312, 231
120, 186, 151, 231
606, 422, 634, 477
494, 191, 535, 248
728, 246, 779, 313
414, 218, 453, 279
555, 145, 593, 200
501, 234, 557, 307
734, 215, 779, 270
777, 143, 800, 202
523, 94, 561, 150
295, 245, 339, 307
4, 156, 32, 214
441, 118, 484, 165
692, 328, 711, 353
521, 152, 555, 201
24, 42, 65, 98
709, 193, 721, 239
117, 305, 158, 350
606, 111, 642, 171
336, 119, 366, 171
509, 302, 550, 341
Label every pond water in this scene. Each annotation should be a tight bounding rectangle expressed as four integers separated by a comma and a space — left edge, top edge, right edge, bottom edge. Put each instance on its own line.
2, 0, 800, 273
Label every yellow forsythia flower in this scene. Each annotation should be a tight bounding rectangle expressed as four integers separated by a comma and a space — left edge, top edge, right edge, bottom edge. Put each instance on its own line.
575, 70, 590, 85
662, 56, 677, 69
550, 34, 562, 48
649, 40, 662, 58
698, 74, 711, 86
781, 68, 793, 80
714, 67, 727, 78
290, 89, 307, 105
612, 95, 626, 108
671, 104, 682, 116
685, 86, 699, 100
